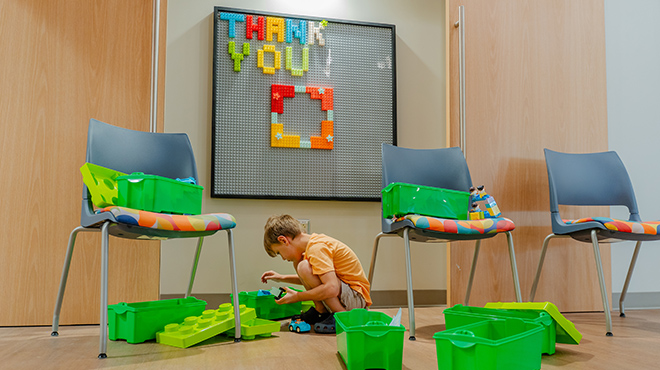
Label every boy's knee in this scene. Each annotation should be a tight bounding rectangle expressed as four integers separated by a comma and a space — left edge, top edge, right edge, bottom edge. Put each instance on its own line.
296, 259, 312, 278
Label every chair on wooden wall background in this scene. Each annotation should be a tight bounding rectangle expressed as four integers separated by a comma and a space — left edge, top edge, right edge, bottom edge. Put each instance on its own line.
51, 119, 241, 358
368, 144, 522, 340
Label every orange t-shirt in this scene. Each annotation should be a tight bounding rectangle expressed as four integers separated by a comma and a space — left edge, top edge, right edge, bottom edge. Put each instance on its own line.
304, 233, 372, 306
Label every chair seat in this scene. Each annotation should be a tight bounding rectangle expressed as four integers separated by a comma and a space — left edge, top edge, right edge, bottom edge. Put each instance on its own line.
564, 217, 660, 235
403, 214, 515, 234
100, 206, 236, 232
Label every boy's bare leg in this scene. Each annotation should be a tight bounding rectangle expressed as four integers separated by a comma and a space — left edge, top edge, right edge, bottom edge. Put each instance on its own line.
296, 260, 345, 313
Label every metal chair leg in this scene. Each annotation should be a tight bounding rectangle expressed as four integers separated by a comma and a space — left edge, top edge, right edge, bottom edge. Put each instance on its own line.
226, 229, 241, 342
590, 230, 613, 336
465, 240, 481, 306
619, 241, 642, 318
52, 227, 99, 336
505, 231, 522, 302
402, 228, 416, 340
99, 222, 110, 358
367, 233, 397, 284
530, 234, 569, 301
186, 237, 204, 298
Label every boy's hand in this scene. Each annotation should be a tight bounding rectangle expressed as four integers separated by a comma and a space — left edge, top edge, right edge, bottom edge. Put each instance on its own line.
261, 270, 283, 284
275, 287, 298, 305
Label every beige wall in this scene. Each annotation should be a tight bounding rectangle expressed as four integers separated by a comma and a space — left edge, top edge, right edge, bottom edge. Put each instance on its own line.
162, 0, 447, 296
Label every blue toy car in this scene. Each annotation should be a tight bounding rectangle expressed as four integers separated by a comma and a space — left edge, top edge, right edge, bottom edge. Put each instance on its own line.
288, 319, 311, 333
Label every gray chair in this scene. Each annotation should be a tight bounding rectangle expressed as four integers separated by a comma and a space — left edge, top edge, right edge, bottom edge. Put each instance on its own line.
530, 148, 660, 336
51, 119, 242, 358
368, 144, 522, 340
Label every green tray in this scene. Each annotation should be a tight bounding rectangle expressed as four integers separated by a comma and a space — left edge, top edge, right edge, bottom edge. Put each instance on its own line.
117, 172, 202, 214
80, 163, 126, 208
225, 317, 281, 340
335, 309, 405, 370
434, 318, 544, 370
484, 301, 582, 345
108, 297, 206, 344
382, 182, 469, 220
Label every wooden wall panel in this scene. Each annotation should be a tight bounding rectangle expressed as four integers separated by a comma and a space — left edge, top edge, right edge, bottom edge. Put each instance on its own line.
446, 0, 610, 310
0, 0, 166, 325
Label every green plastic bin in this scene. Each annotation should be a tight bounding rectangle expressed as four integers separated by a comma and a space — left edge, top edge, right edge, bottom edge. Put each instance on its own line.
234, 291, 302, 320
335, 309, 405, 370
108, 297, 206, 344
80, 163, 126, 208
434, 318, 544, 370
382, 182, 470, 220
117, 172, 203, 214
443, 304, 556, 354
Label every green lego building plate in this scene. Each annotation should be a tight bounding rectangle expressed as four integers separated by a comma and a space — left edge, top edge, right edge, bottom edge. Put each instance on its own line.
484, 301, 582, 345
80, 163, 126, 208
156, 303, 256, 349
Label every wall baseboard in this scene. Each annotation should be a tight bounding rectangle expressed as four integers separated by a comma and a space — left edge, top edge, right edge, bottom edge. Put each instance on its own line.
161, 289, 447, 309
612, 292, 660, 310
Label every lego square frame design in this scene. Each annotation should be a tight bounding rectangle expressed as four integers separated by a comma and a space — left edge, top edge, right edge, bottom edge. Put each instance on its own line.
212, 7, 396, 201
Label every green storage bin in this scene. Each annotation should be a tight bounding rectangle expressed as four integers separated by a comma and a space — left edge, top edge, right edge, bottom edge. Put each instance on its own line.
443, 304, 556, 354
108, 297, 206, 344
335, 309, 405, 370
234, 291, 302, 320
117, 172, 203, 214
382, 182, 469, 220
434, 318, 544, 370
80, 163, 127, 208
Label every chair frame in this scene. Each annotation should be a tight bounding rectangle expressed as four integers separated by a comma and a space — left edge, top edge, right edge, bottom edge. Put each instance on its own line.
530, 148, 653, 336
51, 119, 242, 358
368, 144, 522, 340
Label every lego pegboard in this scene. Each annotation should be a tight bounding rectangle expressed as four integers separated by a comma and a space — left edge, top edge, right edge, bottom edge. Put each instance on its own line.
212, 7, 396, 200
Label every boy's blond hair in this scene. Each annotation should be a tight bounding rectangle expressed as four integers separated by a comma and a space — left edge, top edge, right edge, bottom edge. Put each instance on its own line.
263, 214, 304, 257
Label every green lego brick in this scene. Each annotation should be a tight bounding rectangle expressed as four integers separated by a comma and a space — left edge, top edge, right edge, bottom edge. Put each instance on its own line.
302, 48, 309, 71
156, 303, 256, 348
285, 47, 293, 70
226, 318, 281, 340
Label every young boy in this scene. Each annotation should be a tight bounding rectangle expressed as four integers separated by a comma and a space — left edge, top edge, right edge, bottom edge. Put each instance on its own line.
261, 214, 372, 334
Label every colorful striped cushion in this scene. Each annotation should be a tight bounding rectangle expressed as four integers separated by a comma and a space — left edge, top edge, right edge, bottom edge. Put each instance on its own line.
403, 214, 515, 235
100, 206, 236, 232
564, 217, 660, 235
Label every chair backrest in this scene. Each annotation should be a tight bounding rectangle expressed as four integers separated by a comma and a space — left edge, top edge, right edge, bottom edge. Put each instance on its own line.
81, 119, 199, 226
381, 144, 473, 191
544, 148, 640, 221
86, 118, 198, 180
380, 144, 473, 233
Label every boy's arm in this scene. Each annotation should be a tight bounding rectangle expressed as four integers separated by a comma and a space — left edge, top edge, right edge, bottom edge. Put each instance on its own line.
261, 270, 302, 285
279, 271, 340, 304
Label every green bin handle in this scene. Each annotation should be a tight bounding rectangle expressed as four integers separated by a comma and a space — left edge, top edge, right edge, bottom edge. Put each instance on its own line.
447, 330, 477, 348
110, 302, 128, 315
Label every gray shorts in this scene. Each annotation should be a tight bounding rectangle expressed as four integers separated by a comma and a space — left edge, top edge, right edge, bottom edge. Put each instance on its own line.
322, 280, 367, 313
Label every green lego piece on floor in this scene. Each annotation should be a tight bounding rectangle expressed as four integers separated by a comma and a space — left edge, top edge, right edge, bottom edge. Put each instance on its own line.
156, 303, 256, 348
